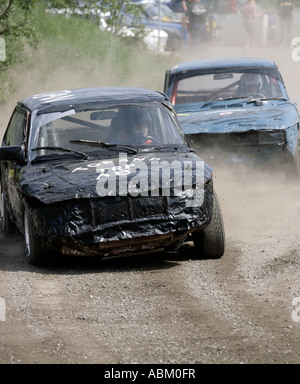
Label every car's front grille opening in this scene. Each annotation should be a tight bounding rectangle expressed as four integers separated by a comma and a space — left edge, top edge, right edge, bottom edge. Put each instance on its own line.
91, 196, 168, 225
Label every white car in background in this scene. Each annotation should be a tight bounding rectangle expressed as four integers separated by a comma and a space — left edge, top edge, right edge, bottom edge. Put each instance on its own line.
99, 15, 168, 52
46, 6, 169, 52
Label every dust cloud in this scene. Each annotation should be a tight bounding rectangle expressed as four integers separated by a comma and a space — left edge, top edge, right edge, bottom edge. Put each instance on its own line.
1, 10, 300, 132
1, 11, 300, 255
1, 11, 300, 365
173, 13, 300, 252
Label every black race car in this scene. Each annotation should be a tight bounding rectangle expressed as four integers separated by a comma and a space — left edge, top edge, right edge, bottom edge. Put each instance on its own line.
0, 87, 225, 266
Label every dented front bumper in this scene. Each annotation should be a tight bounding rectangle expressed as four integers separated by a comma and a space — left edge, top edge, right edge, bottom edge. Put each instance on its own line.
186, 125, 299, 168
27, 182, 213, 257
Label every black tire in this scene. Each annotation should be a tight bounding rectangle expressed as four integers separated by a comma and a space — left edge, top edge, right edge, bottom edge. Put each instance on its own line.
192, 192, 225, 259
24, 202, 53, 266
1, 191, 16, 235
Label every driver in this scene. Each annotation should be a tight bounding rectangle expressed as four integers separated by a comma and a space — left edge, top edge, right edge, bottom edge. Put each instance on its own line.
237, 73, 263, 97
131, 114, 153, 145
108, 108, 153, 145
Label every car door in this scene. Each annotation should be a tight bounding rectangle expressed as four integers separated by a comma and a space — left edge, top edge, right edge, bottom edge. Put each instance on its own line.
1, 106, 28, 229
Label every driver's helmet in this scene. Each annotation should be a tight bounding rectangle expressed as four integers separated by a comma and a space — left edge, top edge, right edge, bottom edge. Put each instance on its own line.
131, 112, 152, 144
239, 73, 262, 95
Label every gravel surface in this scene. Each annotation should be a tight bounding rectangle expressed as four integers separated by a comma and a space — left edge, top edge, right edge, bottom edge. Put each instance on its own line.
1, 45, 300, 365
0, 165, 299, 365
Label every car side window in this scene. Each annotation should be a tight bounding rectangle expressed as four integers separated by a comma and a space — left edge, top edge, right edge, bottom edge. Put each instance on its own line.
3, 107, 26, 146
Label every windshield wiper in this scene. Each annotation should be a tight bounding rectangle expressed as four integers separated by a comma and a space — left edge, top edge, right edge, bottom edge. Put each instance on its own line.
150, 144, 190, 152
32, 146, 89, 159
69, 140, 140, 154
201, 96, 249, 109
247, 97, 288, 104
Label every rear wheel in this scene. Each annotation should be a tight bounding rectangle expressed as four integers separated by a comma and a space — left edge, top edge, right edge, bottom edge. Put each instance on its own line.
192, 192, 225, 259
24, 202, 53, 266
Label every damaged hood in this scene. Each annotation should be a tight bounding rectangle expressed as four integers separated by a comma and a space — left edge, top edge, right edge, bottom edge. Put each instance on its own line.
20, 150, 212, 205
176, 101, 299, 134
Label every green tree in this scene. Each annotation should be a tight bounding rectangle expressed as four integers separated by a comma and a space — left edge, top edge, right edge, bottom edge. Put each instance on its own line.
0, 0, 39, 67
0, 0, 39, 102
44, 0, 144, 36
98, 0, 144, 36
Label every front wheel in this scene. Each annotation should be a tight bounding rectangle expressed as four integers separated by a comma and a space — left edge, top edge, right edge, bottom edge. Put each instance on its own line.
192, 192, 225, 259
24, 202, 53, 266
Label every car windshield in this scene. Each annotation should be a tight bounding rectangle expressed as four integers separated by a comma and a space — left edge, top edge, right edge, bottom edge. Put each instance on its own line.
170, 69, 286, 106
30, 104, 185, 161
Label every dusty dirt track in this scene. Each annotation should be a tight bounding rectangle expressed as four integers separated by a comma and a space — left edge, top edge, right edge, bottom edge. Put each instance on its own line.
1, 39, 300, 364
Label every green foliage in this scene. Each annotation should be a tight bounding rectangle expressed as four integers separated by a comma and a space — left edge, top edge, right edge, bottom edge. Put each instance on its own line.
0, 0, 170, 104
0, 0, 39, 67
100, 0, 144, 35
37, 2, 147, 66
0, 0, 40, 102
45, 0, 75, 7
44, 0, 145, 35
0, 0, 148, 103
35, 4, 149, 79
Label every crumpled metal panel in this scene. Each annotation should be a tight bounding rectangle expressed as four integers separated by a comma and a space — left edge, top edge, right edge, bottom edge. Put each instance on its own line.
176, 103, 299, 163
164, 58, 300, 166
177, 102, 299, 134
20, 152, 212, 204
29, 184, 212, 248
21, 151, 213, 255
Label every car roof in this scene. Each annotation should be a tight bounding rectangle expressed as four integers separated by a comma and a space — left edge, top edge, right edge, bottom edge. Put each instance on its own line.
18, 87, 169, 114
167, 57, 278, 74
